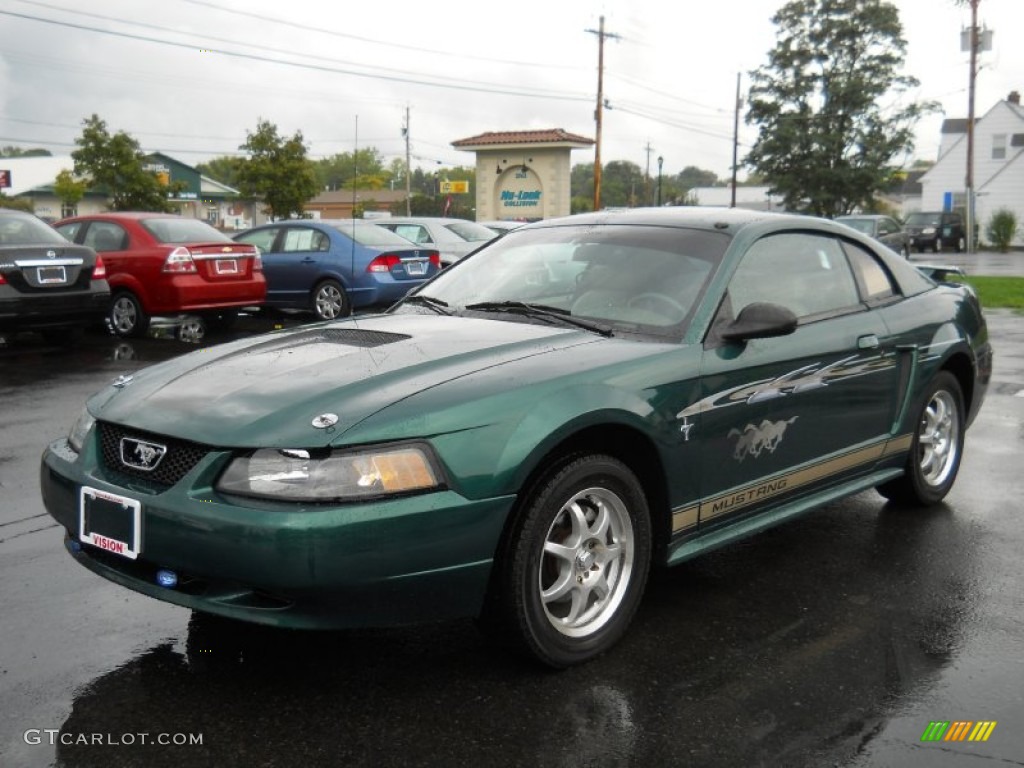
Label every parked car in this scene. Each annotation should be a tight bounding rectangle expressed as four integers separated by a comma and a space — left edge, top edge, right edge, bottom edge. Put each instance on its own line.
835, 214, 911, 257
370, 216, 496, 266
233, 219, 441, 320
0, 208, 108, 341
54, 213, 265, 339
41, 207, 991, 668
478, 220, 527, 235
903, 211, 966, 253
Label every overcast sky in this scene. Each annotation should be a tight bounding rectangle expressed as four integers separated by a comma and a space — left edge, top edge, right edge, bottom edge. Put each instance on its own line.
1, 0, 1021, 181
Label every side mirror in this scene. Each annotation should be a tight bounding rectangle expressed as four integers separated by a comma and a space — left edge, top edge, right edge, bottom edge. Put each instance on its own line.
720, 302, 798, 342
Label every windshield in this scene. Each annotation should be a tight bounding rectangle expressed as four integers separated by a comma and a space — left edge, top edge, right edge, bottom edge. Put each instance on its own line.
142, 217, 232, 243
395, 223, 728, 338
905, 212, 942, 227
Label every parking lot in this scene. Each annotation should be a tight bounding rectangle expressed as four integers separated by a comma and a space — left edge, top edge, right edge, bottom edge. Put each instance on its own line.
2, 303, 1023, 767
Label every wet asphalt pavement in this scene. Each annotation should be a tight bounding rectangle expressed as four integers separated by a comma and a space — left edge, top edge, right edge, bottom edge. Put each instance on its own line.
1, 301, 1023, 768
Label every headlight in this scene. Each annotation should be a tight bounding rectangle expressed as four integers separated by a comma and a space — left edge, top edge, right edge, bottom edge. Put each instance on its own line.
68, 408, 96, 453
215, 444, 442, 501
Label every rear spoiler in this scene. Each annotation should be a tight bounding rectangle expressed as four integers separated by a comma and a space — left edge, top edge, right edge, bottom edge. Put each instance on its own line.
916, 264, 966, 283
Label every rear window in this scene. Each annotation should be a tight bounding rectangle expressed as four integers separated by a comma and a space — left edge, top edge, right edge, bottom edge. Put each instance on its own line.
141, 218, 232, 244
444, 221, 497, 242
331, 221, 423, 247
0, 212, 67, 245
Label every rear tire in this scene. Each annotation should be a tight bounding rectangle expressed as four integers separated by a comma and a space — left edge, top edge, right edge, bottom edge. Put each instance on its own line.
312, 279, 350, 320
878, 372, 964, 506
108, 291, 149, 338
487, 454, 652, 668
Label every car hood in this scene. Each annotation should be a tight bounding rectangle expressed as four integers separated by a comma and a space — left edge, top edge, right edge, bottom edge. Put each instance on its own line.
90, 314, 607, 447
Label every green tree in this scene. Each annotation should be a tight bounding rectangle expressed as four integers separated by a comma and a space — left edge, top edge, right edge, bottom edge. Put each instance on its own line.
71, 115, 175, 211
0, 146, 52, 158
675, 166, 720, 193
53, 169, 87, 215
315, 149, 388, 191
744, 0, 937, 216
0, 193, 35, 212
985, 209, 1019, 253
236, 119, 319, 220
195, 155, 244, 188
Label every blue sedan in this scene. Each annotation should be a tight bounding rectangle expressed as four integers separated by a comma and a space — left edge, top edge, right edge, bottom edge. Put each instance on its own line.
234, 220, 441, 319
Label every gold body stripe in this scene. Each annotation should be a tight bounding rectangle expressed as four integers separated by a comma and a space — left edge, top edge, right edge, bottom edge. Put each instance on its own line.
671, 434, 913, 532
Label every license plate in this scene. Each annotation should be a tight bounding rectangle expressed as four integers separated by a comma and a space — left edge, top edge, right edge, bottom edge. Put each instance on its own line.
406, 261, 427, 276
79, 487, 141, 560
37, 266, 67, 285
214, 259, 238, 275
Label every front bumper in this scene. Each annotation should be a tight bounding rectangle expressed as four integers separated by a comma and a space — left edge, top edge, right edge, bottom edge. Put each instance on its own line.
41, 437, 513, 629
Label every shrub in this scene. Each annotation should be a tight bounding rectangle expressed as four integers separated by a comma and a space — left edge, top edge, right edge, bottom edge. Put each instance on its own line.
985, 209, 1019, 253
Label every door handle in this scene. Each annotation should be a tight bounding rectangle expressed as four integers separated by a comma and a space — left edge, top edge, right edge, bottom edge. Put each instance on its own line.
857, 334, 880, 350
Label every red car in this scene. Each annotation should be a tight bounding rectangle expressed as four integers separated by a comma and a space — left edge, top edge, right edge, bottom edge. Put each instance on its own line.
55, 213, 265, 338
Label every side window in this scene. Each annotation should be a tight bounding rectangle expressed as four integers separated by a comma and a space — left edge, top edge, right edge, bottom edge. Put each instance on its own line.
55, 222, 82, 243
878, 218, 897, 235
82, 222, 127, 252
281, 228, 320, 252
236, 227, 279, 253
843, 241, 897, 302
728, 233, 861, 320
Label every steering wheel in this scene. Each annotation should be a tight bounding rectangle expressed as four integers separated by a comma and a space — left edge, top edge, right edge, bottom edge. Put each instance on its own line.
627, 292, 687, 318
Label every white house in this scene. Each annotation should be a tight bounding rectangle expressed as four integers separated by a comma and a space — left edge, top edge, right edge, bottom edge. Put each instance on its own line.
689, 186, 785, 211
919, 91, 1024, 247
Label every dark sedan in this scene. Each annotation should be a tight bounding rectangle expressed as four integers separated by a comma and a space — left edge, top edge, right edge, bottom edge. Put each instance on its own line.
836, 214, 911, 258
0, 208, 108, 341
234, 219, 441, 320
41, 207, 991, 667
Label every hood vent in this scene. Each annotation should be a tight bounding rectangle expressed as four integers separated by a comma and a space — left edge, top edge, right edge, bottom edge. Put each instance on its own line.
237, 328, 411, 356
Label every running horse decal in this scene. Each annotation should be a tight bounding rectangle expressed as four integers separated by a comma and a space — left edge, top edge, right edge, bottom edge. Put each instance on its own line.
728, 417, 799, 462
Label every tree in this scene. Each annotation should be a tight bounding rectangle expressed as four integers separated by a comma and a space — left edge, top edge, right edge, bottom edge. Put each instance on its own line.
53, 169, 87, 216
744, 0, 937, 216
985, 209, 1019, 252
236, 119, 319, 220
315, 150, 388, 191
195, 155, 244, 189
0, 146, 51, 158
0, 193, 34, 212
675, 166, 720, 193
71, 115, 176, 212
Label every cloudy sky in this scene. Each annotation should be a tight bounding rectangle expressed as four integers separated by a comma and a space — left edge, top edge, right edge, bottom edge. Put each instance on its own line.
1, 0, 1021, 181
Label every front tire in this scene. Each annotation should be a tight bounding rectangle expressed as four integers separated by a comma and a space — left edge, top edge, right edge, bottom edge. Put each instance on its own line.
312, 279, 350, 320
492, 455, 652, 668
108, 291, 149, 338
878, 372, 964, 505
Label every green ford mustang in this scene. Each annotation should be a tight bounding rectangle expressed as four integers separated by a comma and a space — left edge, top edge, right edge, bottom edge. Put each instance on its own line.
40, 207, 992, 667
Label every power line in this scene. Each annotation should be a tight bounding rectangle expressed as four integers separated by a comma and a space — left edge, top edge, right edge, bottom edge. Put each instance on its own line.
0, 10, 592, 102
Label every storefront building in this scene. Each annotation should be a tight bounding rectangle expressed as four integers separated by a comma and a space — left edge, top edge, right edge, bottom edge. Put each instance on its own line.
452, 129, 594, 222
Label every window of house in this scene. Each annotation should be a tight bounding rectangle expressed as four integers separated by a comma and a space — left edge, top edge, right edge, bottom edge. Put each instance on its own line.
992, 134, 1007, 160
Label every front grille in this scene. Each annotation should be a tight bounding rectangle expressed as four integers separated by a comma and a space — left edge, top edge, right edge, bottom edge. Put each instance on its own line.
98, 422, 211, 487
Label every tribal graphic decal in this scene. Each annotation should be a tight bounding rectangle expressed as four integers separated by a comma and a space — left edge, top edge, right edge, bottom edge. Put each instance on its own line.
677, 353, 895, 421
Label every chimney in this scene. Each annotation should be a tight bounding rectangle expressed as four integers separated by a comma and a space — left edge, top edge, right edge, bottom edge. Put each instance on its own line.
1010, 91, 1021, 105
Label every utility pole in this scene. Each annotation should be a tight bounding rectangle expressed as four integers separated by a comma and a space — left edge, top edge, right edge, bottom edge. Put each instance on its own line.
964, 0, 983, 254
586, 16, 619, 212
403, 106, 412, 216
731, 73, 741, 208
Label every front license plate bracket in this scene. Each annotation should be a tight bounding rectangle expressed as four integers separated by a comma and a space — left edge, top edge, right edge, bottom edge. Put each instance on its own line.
79, 486, 142, 560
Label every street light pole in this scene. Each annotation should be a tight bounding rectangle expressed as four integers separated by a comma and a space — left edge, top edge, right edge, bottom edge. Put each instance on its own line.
657, 156, 664, 207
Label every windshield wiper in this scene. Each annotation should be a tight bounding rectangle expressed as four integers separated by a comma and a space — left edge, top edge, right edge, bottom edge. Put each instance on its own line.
401, 294, 452, 315
463, 301, 614, 337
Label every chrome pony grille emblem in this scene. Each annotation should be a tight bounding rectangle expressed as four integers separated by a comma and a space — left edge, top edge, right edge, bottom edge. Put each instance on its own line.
120, 437, 168, 472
